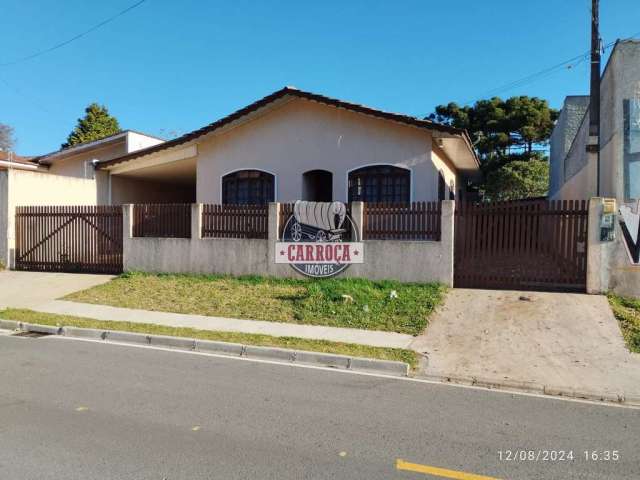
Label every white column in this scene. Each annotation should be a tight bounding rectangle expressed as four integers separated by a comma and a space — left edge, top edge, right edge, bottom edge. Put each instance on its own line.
349, 201, 364, 240
440, 200, 455, 288
191, 203, 203, 240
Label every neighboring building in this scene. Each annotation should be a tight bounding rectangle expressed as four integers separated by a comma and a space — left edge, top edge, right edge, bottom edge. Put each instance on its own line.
96, 87, 479, 205
0, 130, 163, 266
550, 39, 640, 203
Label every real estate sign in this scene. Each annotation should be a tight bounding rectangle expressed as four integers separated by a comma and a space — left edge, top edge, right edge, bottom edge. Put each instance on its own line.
276, 201, 364, 278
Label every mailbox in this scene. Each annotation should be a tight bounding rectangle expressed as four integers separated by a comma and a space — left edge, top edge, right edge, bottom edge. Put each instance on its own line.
600, 198, 617, 241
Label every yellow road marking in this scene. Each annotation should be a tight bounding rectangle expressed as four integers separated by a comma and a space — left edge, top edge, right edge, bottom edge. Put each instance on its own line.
396, 459, 502, 480
191, 426, 201, 431
338, 451, 347, 457
75, 406, 89, 412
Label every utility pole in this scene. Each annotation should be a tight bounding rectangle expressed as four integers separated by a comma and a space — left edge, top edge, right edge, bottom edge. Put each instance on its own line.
588, 0, 601, 195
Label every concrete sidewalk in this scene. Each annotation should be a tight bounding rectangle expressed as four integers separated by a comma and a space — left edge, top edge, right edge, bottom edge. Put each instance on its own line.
0, 271, 113, 309
32, 300, 415, 349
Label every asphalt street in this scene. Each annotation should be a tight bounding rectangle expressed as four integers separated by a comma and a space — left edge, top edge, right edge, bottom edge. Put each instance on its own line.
0, 333, 638, 480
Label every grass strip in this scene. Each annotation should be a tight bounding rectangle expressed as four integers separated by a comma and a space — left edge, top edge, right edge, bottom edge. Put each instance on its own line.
607, 293, 640, 353
64, 272, 446, 335
0, 308, 419, 369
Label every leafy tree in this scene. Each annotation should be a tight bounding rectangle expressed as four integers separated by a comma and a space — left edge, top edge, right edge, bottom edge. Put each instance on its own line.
62, 103, 121, 148
428, 96, 558, 199
483, 159, 549, 201
0, 122, 15, 152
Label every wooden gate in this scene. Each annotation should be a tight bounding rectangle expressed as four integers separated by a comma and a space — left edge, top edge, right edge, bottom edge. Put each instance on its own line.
454, 200, 588, 291
15, 206, 123, 274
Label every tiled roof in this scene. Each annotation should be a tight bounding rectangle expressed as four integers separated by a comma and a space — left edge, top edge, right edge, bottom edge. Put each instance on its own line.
99, 86, 478, 169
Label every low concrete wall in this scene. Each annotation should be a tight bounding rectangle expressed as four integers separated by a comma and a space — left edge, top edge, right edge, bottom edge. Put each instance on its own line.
123, 201, 455, 285
125, 237, 270, 276
587, 197, 640, 298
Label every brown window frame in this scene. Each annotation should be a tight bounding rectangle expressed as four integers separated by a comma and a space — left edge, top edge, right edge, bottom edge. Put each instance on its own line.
348, 165, 410, 203
222, 170, 275, 205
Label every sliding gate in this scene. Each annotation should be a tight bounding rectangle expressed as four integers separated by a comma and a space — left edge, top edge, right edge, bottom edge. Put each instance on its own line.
15, 206, 123, 274
454, 200, 588, 292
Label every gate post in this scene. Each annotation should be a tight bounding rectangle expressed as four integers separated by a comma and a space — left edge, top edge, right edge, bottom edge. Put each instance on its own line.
350, 201, 364, 240
191, 204, 202, 240
122, 204, 133, 272
441, 200, 455, 287
586, 197, 615, 294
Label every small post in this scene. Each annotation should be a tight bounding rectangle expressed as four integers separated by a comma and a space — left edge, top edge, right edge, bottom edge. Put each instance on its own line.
586, 197, 604, 293
122, 204, 134, 238
350, 202, 364, 240
440, 200, 455, 287
268, 202, 280, 242
191, 203, 203, 240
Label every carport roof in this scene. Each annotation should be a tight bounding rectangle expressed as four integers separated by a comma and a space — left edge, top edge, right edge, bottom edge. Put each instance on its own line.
98, 86, 480, 171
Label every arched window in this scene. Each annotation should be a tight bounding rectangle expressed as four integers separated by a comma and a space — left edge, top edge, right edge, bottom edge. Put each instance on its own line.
348, 165, 410, 203
222, 170, 274, 205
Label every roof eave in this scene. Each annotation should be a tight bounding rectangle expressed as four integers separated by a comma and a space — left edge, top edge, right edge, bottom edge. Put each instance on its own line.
98, 87, 478, 170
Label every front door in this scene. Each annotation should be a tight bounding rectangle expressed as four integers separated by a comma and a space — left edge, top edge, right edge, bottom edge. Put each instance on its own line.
302, 170, 333, 202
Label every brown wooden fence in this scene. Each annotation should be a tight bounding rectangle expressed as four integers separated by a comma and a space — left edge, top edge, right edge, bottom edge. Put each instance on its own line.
363, 202, 441, 241
133, 204, 191, 238
278, 203, 295, 238
15, 205, 123, 274
454, 199, 589, 291
202, 204, 268, 239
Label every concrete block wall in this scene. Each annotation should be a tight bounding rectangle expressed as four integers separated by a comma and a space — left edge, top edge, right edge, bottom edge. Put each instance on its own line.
587, 197, 640, 297
122, 201, 455, 285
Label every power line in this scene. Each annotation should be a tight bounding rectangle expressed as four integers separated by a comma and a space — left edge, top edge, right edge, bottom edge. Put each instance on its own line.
459, 31, 640, 105
0, 76, 53, 114
0, 0, 147, 68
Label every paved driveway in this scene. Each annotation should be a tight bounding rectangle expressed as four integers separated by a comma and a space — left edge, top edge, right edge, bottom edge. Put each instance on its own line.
0, 271, 113, 309
411, 289, 640, 397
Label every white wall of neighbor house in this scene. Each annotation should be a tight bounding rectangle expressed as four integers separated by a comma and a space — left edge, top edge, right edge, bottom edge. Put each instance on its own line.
126, 131, 165, 153
47, 142, 127, 179
122, 201, 455, 285
195, 98, 451, 203
1, 169, 98, 268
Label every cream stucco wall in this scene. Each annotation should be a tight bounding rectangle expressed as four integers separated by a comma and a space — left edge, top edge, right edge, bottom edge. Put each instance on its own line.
431, 145, 457, 199
195, 98, 446, 203
1, 169, 98, 267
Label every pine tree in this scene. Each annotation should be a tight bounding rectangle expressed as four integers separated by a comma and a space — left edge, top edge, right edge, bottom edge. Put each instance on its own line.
62, 103, 121, 148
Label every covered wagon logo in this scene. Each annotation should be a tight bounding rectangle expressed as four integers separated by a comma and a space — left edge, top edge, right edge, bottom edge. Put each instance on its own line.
619, 200, 640, 265
275, 201, 364, 278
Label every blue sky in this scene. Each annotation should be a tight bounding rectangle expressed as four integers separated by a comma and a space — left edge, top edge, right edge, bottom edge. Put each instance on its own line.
2, 0, 640, 155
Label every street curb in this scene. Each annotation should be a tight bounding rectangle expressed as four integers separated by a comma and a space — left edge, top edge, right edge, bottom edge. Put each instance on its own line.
418, 373, 639, 407
1, 319, 409, 377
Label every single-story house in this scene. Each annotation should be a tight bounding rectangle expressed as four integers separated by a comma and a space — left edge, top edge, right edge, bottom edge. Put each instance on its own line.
1, 87, 479, 266
33, 86, 479, 206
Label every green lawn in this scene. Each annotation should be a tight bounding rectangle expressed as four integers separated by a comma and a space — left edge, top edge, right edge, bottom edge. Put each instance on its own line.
607, 293, 640, 353
0, 308, 418, 369
64, 272, 446, 336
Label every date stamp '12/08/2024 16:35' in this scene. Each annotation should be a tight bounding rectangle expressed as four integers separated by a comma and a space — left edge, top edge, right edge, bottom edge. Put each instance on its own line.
497, 450, 620, 463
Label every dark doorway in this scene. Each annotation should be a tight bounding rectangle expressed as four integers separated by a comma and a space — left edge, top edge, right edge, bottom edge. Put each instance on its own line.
302, 170, 333, 202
